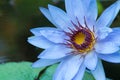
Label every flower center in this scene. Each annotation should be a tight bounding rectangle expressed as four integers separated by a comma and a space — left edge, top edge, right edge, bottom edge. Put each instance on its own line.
73, 32, 85, 45
65, 19, 96, 53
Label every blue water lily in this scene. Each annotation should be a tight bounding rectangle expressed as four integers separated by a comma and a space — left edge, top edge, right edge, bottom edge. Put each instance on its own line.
28, 0, 120, 80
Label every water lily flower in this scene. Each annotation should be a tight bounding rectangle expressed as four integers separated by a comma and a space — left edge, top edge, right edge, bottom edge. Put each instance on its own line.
28, 0, 120, 80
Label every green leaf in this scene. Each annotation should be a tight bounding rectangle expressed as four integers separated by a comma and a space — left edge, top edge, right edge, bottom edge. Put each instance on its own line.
97, 1, 104, 15
0, 62, 109, 80
83, 71, 95, 80
0, 62, 45, 80
40, 64, 58, 80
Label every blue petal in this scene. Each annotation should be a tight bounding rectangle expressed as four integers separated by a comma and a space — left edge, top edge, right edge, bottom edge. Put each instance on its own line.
95, 40, 119, 54
84, 51, 98, 70
82, 0, 90, 11
40, 7, 58, 27
65, 0, 85, 26
27, 36, 54, 49
91, 59, 106, 80
65, 0, 76, 22
31, 27, 68, 43
48, 4, 74, 32
30, 28, 41, 36
32, 58, 61, 68
53, 55, 83, 80
96, 1, 120, 28
30, 27, 58, 36
72, 0, 85, 26
98, 52, 120, 63
38, 44, 73, 59
96, 27, 112, 40
83, 0, 98, 21
73, 63, 86, 80
65, 0, 97, 30
104, 28, 120, 46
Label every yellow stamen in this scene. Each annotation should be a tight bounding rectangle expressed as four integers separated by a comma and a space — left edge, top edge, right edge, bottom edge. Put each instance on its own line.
73, 32, 85, 45
71, 30, 95, 53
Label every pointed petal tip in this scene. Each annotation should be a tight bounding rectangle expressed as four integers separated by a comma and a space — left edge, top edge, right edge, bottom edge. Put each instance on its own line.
39, 7, 44, 9
30, 28, 33, 33
32, 62, 40, 68
96, 0, 120, 28
27, 37, 35, 45
48, 4, 59, 10
27, 36, 54, 49
27, 36, 33, 42
117, 0, 120, 3
29, 28, 37, 35
48, 4, 53, 8
39, 7, 45, 11
30, 28, 37, 35
32, 63, 44, 68
30, 27, 45, 36
98, 52, 120, 63
39, 7, 48, 14
116, 0, 120, 8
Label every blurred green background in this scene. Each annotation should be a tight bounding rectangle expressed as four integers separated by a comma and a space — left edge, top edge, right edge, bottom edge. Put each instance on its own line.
0, 0, 120, 80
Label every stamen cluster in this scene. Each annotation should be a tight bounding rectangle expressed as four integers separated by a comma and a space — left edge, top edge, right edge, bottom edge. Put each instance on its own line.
65, 19, 96, 53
